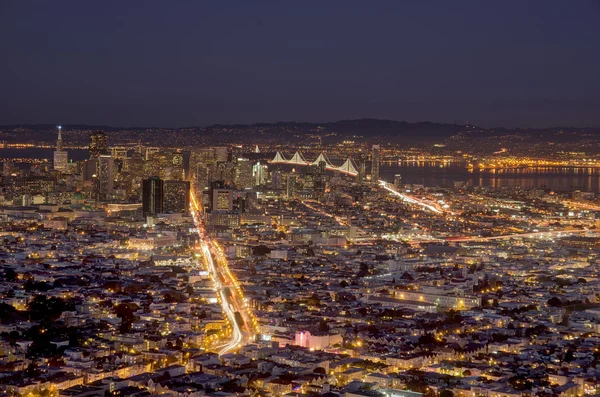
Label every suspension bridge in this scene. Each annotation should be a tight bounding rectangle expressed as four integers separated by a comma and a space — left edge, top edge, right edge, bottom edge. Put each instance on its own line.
270, 151, 360, 176
270, 151, 445, 213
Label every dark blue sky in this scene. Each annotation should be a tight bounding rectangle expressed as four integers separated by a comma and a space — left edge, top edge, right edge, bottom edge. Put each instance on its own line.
1, 1, 599, 128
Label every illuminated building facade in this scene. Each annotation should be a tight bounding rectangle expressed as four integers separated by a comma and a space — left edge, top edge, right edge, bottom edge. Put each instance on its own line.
286, 174, 297, 199
142, 177, 163, 217
89, 131, 108, 158
53, 126, 68, 172
235, 158, 253, 189
96, 155, 114, 200
213, 188, 233, 211
394, 174, 402, 190
371, 144, 380, 182
163, 180, 190, 214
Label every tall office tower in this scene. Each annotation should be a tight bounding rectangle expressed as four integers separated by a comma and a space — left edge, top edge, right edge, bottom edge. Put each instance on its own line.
223, 161, 236, 186
214, 147, 228, 162
358, 161, 366, 183
170, 150, 185, 180
53, 150, 69, 173
304, 166, 316, 190
371, 144, 380, 182
271, 170, 282, 189
113, 162, 130, 197
144, 149, 184, 180
189, 149, 215, 187
193, 163, 210, 189
56, 125, 63, 151
53, 126, 68, 172
394, 174, 403, 190
252, 161, 267, 186
214, 162, 227, 182
235, 158, 254, 189
206, 161, 219, 185
317, 160, 327, 176
110, 146, 128, 160
212, 188, 233, 211
125, 152, 144, 194
286, 174, 297, 199
143, 150, 161, 178
89, 131, 108, 158
172, 150, 184, 167
82, 159, 98, 182
142, 177, 164, 216
234, 193, 247, 213
314, 161, 327, 197
206, 180, 224, 209
96, 155, 114, 200
356, 153, 367, 184
163, 180, 190, 214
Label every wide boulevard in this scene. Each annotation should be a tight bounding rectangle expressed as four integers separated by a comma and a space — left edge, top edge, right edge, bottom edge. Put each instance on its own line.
190, 191, 257, 356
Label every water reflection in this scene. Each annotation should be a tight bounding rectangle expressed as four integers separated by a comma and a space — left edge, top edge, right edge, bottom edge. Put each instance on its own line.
381, 162, 600, 193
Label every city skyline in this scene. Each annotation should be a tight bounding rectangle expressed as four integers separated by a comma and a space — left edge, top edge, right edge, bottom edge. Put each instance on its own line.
3, 3, 600, 397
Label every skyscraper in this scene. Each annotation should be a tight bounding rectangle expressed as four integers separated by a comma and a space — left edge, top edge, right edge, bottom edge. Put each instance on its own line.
286, 174, 297, 199
314, 161, 327, 199
371, 144, 380, 182
53, 126, 68, 172
193, 163, 210, 189
163, 180, 190, 214
144, 149, 184, 180
126, 152, 145, 194
252, 161, 267, 186
96, 154, 114, 200
82, 159, 98, 182
189, 148, 215, 189
317, 160, 326, 176
271, 170, 282, 189
89, 131, 108, 158
56, 125, 63, 151
394, 174, 403, 190
235, 158, 254, 189
142, 177, 164, 216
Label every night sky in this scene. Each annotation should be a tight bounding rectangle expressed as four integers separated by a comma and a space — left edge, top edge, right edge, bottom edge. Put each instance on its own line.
1, 1, 599, 128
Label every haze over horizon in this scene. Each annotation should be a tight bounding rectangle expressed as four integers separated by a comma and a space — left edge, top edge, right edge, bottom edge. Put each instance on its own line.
2, 118, 600, 132
1, 1, 600, 128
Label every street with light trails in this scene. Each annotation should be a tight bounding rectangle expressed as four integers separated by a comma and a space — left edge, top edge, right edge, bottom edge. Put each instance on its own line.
190, 191, 258, 356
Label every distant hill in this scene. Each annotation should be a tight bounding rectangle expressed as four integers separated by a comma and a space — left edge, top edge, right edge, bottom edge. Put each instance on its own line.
2, 119, 600, 151
203, 118, 467, 139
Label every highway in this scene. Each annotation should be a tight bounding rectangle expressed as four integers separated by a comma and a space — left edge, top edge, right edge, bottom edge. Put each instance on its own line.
562, 200, 600, 212
190, 191, 257, 356
395, 228, 591, 245
379, 180, 445, 213
442, 228, 590, 242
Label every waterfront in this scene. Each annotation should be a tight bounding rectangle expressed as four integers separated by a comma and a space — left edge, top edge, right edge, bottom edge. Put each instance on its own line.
381, 161, 600, 193
0, 148, 89, 162
4, 148, 600, 193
